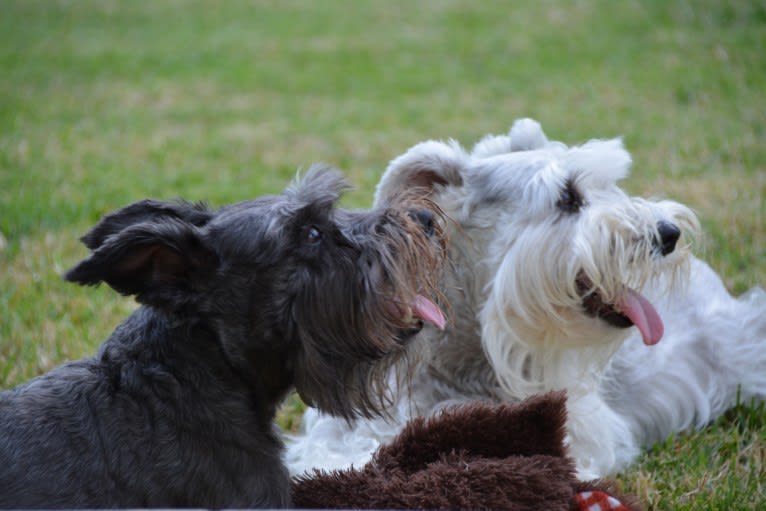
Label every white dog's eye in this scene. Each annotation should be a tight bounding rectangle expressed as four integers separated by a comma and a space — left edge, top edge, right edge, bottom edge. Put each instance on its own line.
557, 180, 583, 214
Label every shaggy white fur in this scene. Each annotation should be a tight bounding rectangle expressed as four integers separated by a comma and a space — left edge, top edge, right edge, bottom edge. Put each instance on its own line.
286, 119, 766, 479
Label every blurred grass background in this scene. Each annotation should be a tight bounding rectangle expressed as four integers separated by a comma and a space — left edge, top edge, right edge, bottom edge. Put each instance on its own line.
1, 0, 764, 508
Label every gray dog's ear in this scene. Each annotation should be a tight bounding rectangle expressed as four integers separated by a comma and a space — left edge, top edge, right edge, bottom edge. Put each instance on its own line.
286, 164, 351, 209
65, 216, 218, 309
374, 140, 467, 206
80, 199, 213, 251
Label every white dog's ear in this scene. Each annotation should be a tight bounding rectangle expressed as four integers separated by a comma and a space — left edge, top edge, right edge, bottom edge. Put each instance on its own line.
374, 140, 467, 204
470, 118, 550, 158
508, 118, 549, 151
567, 138, 632, 186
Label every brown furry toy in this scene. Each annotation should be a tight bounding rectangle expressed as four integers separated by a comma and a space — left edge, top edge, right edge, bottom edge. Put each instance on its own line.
291, 392, 642, 511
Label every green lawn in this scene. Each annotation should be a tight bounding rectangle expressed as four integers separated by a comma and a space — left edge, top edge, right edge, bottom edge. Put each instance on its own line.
1, 1, 764, 508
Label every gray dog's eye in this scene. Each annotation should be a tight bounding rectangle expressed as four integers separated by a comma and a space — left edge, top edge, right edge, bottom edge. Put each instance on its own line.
303, 226, 323, 245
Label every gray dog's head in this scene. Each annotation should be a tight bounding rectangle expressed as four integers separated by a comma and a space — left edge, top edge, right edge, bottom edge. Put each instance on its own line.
65, 165, 446, 420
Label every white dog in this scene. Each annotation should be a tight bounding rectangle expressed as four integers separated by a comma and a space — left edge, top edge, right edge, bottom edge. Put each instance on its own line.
287, 119, 766, 479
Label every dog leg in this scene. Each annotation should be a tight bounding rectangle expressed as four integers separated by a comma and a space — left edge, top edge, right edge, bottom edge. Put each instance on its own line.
564, 392, 639, 479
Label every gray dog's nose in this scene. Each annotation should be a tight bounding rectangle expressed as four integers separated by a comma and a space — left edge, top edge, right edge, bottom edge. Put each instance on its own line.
656, 220, 681, 256
410, 209, 435, 236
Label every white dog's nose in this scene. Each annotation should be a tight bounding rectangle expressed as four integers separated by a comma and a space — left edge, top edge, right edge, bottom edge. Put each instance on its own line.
656, 221, 681, 256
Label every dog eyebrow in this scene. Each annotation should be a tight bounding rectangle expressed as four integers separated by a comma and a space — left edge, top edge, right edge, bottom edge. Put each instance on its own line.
556, 178, 584, 214
290, 202, 333, 232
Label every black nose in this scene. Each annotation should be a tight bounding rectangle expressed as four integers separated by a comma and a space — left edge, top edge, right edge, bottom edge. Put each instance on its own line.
410, 209, 435, 236
656, 220, 681, 256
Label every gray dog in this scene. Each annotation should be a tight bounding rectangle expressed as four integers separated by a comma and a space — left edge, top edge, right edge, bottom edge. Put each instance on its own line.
0, 166, 446, 508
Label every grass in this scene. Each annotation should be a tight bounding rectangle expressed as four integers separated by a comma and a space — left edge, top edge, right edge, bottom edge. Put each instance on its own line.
622, 399, 766, 510
1, 0, 764, 508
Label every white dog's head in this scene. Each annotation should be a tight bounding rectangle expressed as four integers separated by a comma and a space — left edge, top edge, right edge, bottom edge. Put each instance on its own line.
377, 119, 699, 396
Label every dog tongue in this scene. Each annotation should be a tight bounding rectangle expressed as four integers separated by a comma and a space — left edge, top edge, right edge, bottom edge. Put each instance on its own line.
617, 288, 664, 345
412, 295, 446, 331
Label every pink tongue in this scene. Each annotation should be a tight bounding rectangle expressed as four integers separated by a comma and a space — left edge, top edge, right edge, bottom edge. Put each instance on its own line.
412, 295, 446, 331
617, 288, 664, 345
